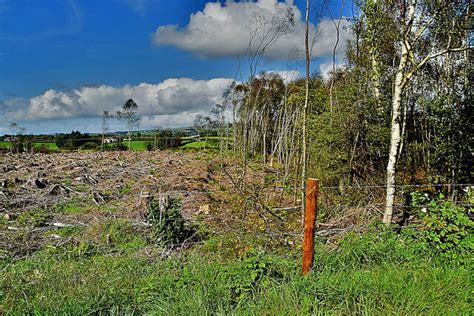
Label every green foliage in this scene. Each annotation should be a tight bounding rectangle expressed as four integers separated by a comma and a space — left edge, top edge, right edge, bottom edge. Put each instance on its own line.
118, 182, 132, 195
419, 97, 472, 184
229, 249, 281, 302
145, 141, 154, 151
34, 143, 53, 153
411, 191, 473, 261
81, 141, 99, 150
17, 209, 51, 227
53, 197, 91, 214
148, 196, 196, 246
56, 130, 95, 149
308, 75, 389, 184
116, 99, 141, 142
151, 130, 183, 150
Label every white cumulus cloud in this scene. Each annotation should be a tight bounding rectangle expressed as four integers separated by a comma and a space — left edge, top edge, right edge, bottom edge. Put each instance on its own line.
264, 70, 300, 83
0, 78, 235, 130
153, 0, 352, 60
319, 59, 345, 80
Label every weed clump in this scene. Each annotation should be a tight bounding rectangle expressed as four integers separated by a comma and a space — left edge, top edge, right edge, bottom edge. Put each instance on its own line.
17, 209, 51, 227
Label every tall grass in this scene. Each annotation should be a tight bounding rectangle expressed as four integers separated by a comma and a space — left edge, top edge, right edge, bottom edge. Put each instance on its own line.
1, 230, 471, 314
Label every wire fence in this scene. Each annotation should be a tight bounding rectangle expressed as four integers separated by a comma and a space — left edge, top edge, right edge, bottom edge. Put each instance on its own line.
121, 179, 470, 248
184, 186, 466, 244
320, 183, 473, 189
167, 183, 473, 194
190, 181, 473, 242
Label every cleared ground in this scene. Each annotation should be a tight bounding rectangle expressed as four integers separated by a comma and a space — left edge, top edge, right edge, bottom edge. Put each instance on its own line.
0, 151, 471, 314
0, 151, 296, 258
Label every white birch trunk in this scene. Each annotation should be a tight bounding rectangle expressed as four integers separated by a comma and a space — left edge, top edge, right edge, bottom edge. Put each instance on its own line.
383, 1, 414, 225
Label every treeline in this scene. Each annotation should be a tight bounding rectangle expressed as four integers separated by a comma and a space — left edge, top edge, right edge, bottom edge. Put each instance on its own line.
0, 129, 215, 153
225, 0, 472, 222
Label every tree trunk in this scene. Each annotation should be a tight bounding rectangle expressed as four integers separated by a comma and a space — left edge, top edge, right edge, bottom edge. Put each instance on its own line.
371, 54, 382, 112
383, 33, 409, 225
301, 0, 310, 218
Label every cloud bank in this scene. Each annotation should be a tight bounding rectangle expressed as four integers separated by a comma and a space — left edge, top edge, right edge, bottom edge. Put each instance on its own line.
0, 78, 235, 130
153, 0, 352, 60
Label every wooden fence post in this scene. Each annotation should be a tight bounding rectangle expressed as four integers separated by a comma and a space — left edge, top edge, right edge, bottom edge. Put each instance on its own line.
302, 178, 318, 275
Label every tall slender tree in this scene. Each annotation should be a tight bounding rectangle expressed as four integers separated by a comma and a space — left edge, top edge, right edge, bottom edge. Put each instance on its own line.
301, 0, 310, 216
116, 99, 141, 151
101, 111, 112, 151
383, 1, 472, 224
9, 121, 25, 153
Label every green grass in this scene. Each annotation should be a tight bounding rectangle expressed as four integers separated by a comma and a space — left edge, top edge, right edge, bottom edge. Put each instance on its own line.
34, 142, 58, 150
181, 140, 208, 149
129, 140, 147, 151
0, 139, 228, 152
0, 141, 58, 150
129, 139, 219, 151
0, 141, 11, 149
180, 138, 222, 150
0, 230, 471, 314
53, 198, 92, 214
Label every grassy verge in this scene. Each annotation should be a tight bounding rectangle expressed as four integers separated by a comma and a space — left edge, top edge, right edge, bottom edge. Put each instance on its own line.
1, 229, 471, 314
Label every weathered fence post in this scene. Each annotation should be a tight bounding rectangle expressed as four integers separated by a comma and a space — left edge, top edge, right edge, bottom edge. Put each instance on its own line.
302, 178, 318, 275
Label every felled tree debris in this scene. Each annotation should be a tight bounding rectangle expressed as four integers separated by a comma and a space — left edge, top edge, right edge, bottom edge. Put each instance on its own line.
24, 178, 48, 189
49, 184, 74, 196
82, 174, 98, 185
0, 191, 8, 201
3, 165, 17, 172
91, 191, 112, 205
35, 179, 48, 189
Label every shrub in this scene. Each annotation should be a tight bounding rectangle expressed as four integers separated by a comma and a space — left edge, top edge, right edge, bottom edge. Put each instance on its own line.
81, 141, 99, 150
146, 142, 154, 151
411, 190, 473, 262
148, 196, 196, 246
110, 142, 128, 151
35, 144, 52, 154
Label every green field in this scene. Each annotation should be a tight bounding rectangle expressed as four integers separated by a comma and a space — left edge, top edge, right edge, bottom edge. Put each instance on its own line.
129, 140, 148, 151
129, 138, 222, 151
0, 141, 58, 150
0, 141, 11, 149
33, 142, 58, 150
181, 140, 215, 149
0, 138, 227, 152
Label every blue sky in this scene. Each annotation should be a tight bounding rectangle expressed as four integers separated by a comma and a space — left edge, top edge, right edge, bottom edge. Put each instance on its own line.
0, 0, 354, 134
